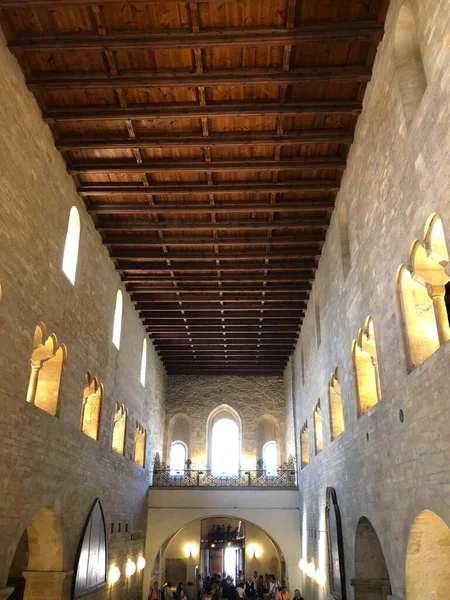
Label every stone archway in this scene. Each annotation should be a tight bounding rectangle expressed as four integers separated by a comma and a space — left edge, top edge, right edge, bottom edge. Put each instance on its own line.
352, 517, 391, 600
406, 509, 450, 600
7, 507, 68, 600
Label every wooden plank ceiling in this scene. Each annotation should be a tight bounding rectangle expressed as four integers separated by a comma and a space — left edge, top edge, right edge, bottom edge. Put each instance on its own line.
0, 0, 388, 376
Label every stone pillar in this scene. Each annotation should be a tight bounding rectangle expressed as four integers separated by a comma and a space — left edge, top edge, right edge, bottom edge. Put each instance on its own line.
25, 365, 40, 404
429, 285, 450, 345
0, 588, 15, 600
22, 571, 71, 600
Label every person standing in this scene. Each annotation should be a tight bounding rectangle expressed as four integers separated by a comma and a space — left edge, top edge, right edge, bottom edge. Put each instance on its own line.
275, 585, 290, 600
163, 582, 173, 600
149, 582, 161, 600
293, 590, 303, 600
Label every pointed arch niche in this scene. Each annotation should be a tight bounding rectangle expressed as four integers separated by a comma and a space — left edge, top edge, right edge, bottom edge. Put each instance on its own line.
206, 404, 242, 475
112, 402, 127, 455
353, 517, 391, 599
26, 323, 67, 416
300, 422, 309, 468
313, 400, 324, 454
328, 368, 345, 440
81, 372, 103, 440
133, 421, 147, 467
167, 413, 191, 467
257, 414, 280, 469
394, 0, 427, 130
397, 214, 450, 369
352, 316, 382, 417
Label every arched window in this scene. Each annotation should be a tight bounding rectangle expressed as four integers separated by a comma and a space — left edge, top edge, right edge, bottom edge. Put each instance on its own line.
140, 338, 147, 386
211, 419, 239, 476
328, 368, 345, 439
300, 423, 309, 468
62, 206, 81, 285
112, 402, 127, 455
112, 290, 123, 349
394, 1, 427, 130
352, 317, 382, 416
133, 422, 146, 468
26, 322, 67, 416
170, 441, 187, 475
263, 441, 277, 476
313, 400, 324, 454
81, 372, 103, 440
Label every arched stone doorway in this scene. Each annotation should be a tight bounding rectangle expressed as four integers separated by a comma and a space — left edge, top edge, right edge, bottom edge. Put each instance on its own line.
352, 517, 391, 600
7, 507, 67, 600
406, 509, 450, 600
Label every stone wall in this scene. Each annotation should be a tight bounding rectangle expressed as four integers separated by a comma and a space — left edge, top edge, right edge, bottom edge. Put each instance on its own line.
165, 375, 286, 469
0, 29, 165, 600
287, 1, 450, 599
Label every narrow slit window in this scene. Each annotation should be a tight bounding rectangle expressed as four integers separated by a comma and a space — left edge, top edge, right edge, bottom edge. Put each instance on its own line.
62, 206, 81, 285
140, 338, 147, 386
112, 290, 123, 349
300, 423, 309, 468
313, 401, 324, 454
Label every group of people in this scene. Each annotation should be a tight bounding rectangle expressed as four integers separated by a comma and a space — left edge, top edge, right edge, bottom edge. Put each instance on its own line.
149, 581, 187, 600
209, 523, 240, 542
200, 571, 304, 600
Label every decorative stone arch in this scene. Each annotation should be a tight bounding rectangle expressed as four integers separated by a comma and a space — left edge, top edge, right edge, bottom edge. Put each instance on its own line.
328, 367, 345, 439
166, 413, 191, 464
7, 504, 68, 600
206, 404, 242, 471
394, 0, 427, 131
80, 371, 103, 440
353, 516, 391, 599
256, 413, 281, 465
351, 316, 382, 417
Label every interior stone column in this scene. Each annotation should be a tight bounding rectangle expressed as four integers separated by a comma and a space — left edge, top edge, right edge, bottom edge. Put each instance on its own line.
428, 285, 450, 345
22, 571, 71, 600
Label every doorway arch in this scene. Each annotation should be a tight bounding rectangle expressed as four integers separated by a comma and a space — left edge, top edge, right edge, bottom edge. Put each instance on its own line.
7, 507, 66, 600
353, 517, 391, 600
406, 509, 450, 600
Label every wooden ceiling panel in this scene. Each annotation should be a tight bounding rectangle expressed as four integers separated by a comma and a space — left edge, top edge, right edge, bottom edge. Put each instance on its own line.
0, 0, 387, 375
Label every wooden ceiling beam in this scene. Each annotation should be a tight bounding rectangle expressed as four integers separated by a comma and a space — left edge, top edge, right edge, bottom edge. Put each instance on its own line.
10, 21, 383, 49
88, 200, 335, 213
111, 250, 318, 261
27, 65, 371, 90
138, 303, 306, 310
45, 101, 362, 123
165, 370, 284, 375
124, 274, 313, 282
106, 235, 324, 247
57, 129, 353, 151
133, 299, 308, 306
98, 219, 327, 232
71, 157, 346, 175
117, 263, 316, 273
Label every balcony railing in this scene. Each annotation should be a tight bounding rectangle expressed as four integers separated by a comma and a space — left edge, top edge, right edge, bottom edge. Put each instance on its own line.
152, 461, 296, 488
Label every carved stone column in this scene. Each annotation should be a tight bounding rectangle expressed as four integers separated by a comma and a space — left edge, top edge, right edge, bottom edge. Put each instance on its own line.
25, 364, 41, 404
22, 571, 71, 600
428, 285, 450, 345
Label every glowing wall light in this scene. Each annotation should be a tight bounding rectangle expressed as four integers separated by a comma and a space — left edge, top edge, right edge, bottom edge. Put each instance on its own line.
247, 543, 262, 559
306, 561, 316, 578
184, 543, 199, 558
126, 559, 137, 577
137, 556, 146, 571
108, 565, 121, 585
314, 568, 326, 587
299, 558, 307, 572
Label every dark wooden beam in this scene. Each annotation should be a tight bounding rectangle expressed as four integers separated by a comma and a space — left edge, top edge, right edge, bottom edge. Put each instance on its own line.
165, 370, 284, 375
10, 21, 383, 49
88, 200, 335, 213
106, 235, 324, 247
138, 303, 306, 311
45, 101, 362, 123
124, 274, 313, 282
133, 299, 308, 308
70, 156, 346, 175
117, 262, 316, 272
98, 219, 328, 232
112, 250, 318, 261
142, 314, 304, 321
27, 66, 371, 90
57, 129, 353, 151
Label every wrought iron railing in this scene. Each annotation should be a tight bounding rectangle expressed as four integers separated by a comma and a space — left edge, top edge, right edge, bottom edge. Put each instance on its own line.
152, 462, 296, 488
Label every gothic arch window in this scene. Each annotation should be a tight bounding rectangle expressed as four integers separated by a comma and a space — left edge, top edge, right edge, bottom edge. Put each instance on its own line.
206, 405, 241, 476
112, 290, 123, 349
26, 323, 67, 416
62, 206, 81, 285
140, 338, 147, 386
262, 441, 277, 476
112, 402, 127, 455
300, 422, 309, 468
328, 368, 345, 439
257, 414, 280, 468
133, 421, 146, 468
167, 413, 190, 466
397, 214, 449, 369
313, 400, 324, 454
352, 316, 382, 416
170, 441, 187, 475
394, 1, 427, 130
81, 372, 103, 440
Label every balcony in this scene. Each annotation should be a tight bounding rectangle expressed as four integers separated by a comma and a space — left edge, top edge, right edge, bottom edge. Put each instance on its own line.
152, 461, 297, 489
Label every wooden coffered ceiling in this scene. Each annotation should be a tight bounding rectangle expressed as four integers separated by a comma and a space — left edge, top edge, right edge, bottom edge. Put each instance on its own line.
0, 0, 388, 376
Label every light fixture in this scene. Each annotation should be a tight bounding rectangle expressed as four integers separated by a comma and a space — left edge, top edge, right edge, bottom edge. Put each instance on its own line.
314, 568, 326, 587
108, 565, 121, 585
137, 556, 146, 571
299, 559, 307, 572
247, 543, 261, 559
126, 559, 137, 577
184, 543, 198, 558
306, 561, 316, 578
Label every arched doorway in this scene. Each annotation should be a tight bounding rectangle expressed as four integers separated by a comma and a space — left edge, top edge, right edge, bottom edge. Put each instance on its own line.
352, 517, 391, 600
7, 507, 66, 600
406, 509, 450, 600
